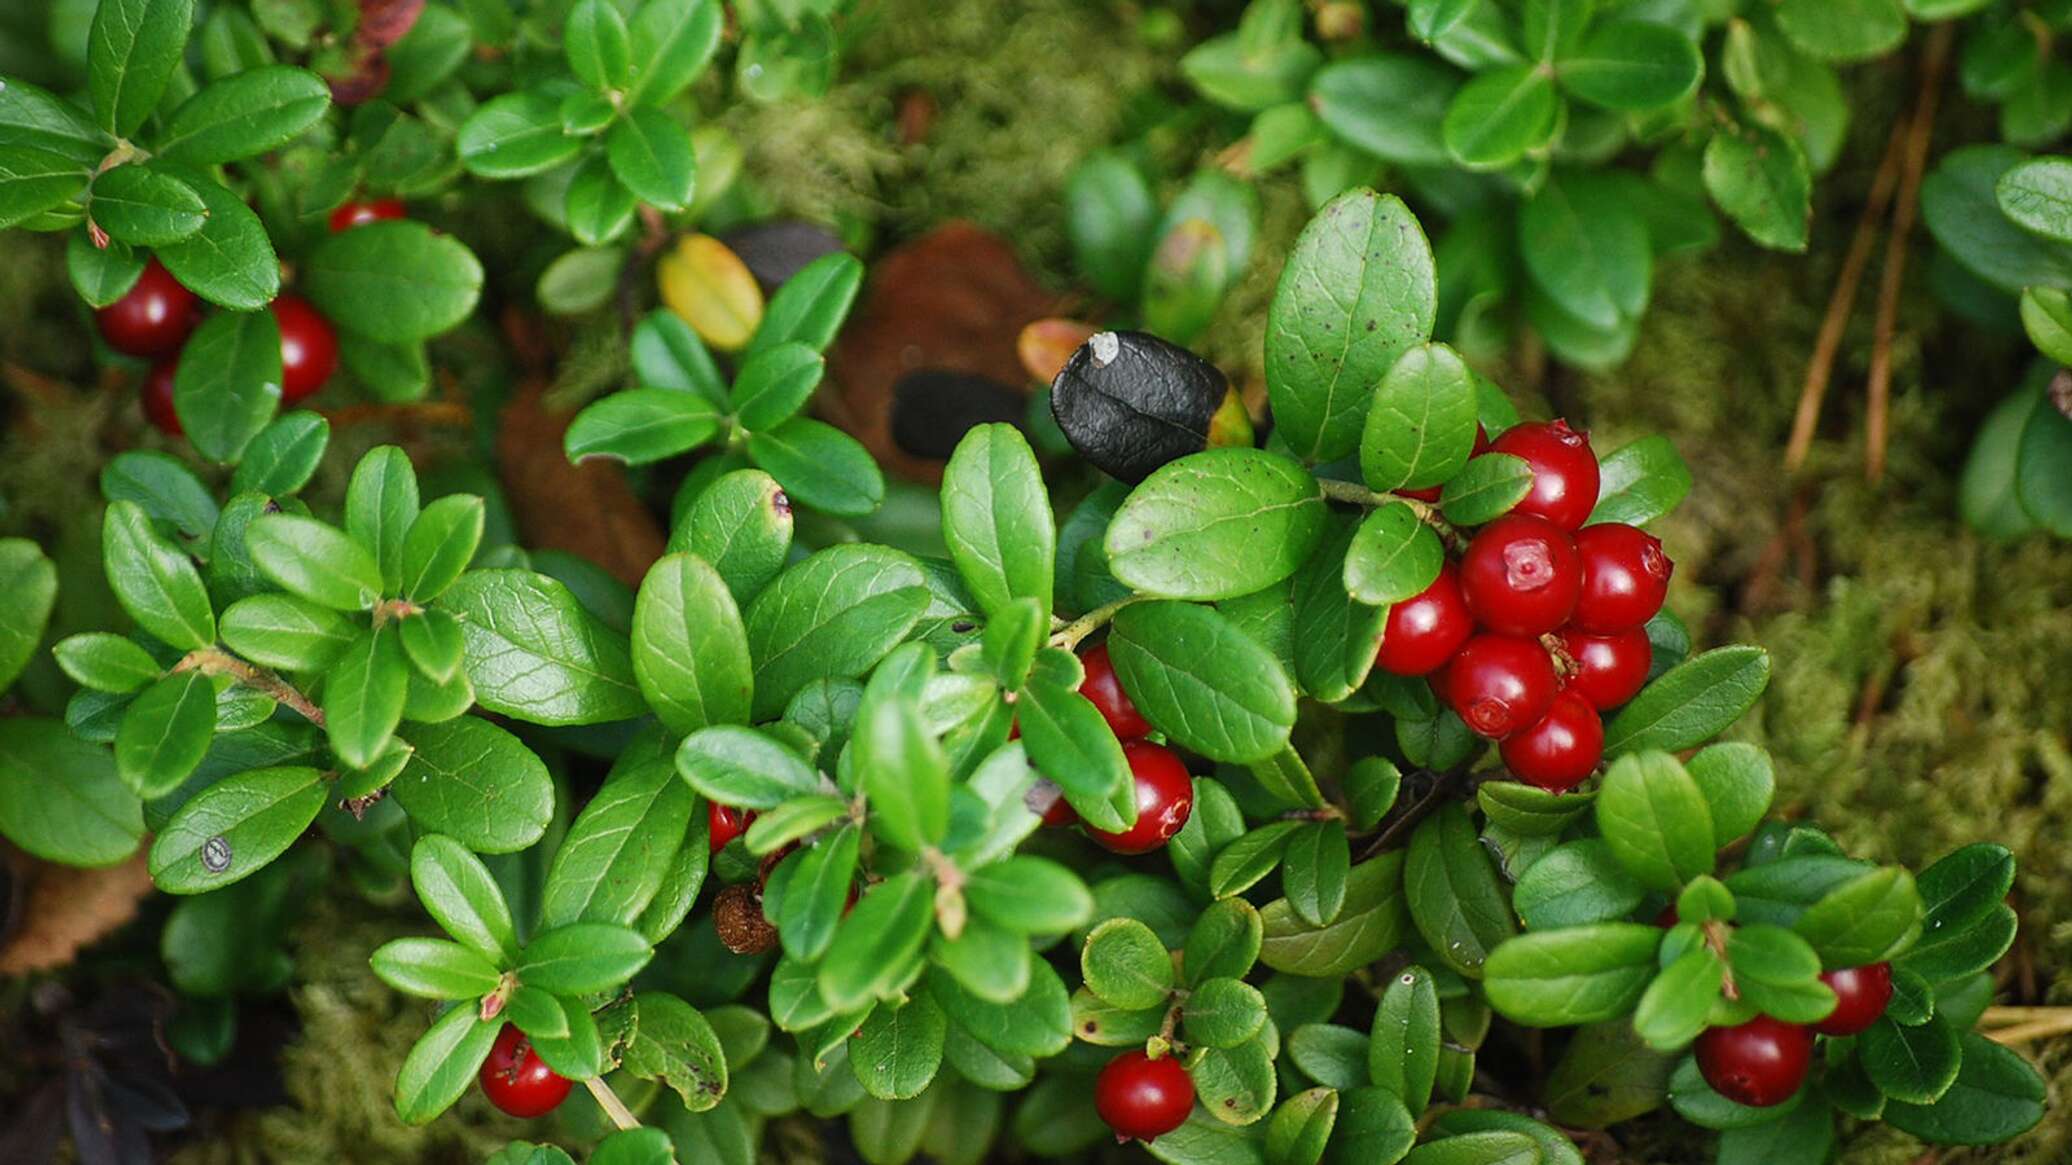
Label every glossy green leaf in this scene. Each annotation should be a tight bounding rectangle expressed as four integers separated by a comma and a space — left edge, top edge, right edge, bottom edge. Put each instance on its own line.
410, 833, 518, 961
370, 937, 501, 999
89, 164, 204, 246
392, 717, 555, 853
89, 0, 197, 137
941, 424, 1054, 618
1604, 646, 1771, 756
103, 500, 215, 650
1482, 923, 1661, 1026
1559, 21, 1703, 112
248, 513, 383, 612
1265, 189, 1438, 463
1443, 65, 1559, 169
1587, 435, 1692, 526
442, 570, 645, 725
153, 167, 279, 310
393, 1004, 500, 1125
632, 553, 752, 734
116, 670, 217, 798
149, 765, 325, 893
230, 412, 329, 498
0, 718, 144, 866
1404, 803, 1516, 978
1109, 600, 1296, 764
676, 725, 824, 809
159, 65, 329, 162
1704, 126, 1812, 252
742, 546, 927, 719
747, 252, 863, 357
746, 417, 884, 518
1595, 751, 1715, 891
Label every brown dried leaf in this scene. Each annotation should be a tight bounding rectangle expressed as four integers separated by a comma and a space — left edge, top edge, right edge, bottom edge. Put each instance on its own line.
826, 222, 1067, 484
0, 849, 154, 975
495, 378, 665, 588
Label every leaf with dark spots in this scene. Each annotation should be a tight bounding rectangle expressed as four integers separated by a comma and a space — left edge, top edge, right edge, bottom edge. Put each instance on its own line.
1050, 330, 1228, 483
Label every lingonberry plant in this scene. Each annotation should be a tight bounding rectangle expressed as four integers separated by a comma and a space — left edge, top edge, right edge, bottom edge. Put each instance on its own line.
1076, 0, 2072, 540
0, 5, 2056, 1163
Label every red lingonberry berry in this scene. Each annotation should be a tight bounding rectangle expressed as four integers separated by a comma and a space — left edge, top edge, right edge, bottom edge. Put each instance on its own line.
140, 361, 182, 437
1490, 419, 1599, 531
1094, 1050, 1195, 1142
96, 259, 199, 358
478, 1025, 572, 1118
1653, 904, 1679, 927
1041, 785, 1080, 828
1556, 627, 1652, 710
329, 198, 406, 232
1444, 634, 1557, 739
1695, 1016, 1813, 1108
272, 294, 339, 403
1814, 963, 1894, 1037
1080, 644, 1152, 740
1086, 741, 1194, 855
1459, 513, 1581, 636
709, 802, 754, 852
1499, 690, 1603, 792
1570, 523, 1673, 633
1375, 564, 1474, 677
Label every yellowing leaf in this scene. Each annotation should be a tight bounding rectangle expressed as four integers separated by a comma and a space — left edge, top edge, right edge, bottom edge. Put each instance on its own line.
657, 234, 763, 351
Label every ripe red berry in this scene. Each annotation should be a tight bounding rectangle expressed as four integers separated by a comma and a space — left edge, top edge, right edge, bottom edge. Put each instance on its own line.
328, 197, 406, 232
1079, 644, 1151, 740
1814, 963, 1894, 1037
1570, 523, 1673, 633
709, 802, 754, 852
478, 1025, 572, 1118
272, 294, 339, 403
1094, 1050, 1195, 1142
1041, 786, 1080, 828
140, 361, 182, 437
1695, 1016, 1813, 1108
1489, 419, 1599, 531
1444, 634, 1557, 739
1556, 627, 1652, 711
1499, 690, 1603, 792
1086, 741, 1194, 855
1374, 563, 1474, 677
96, 258, 199, 359
1459, 513, 1581, 636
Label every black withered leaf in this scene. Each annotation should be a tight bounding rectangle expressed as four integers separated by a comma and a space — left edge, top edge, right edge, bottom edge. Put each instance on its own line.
720, 220, 848, 295
1050, 330, 1227, 483
890, 369, 1027, 460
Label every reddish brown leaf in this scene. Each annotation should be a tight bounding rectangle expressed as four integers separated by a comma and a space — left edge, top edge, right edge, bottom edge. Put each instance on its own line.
0, 849, 154, 975
826, 222, 1067, 484
494, 378, 666, 588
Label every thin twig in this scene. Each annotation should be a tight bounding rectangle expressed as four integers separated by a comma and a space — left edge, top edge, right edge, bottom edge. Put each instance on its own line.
1979, 1005, 2072, 1023
1049, 596, 1143, 651
176, 648, 325, 728
1784, 118, 1908, 473
584, 1076, 642, 1131
318, 401, 473, 428
1316, 478, 1461, 546
1866, 24, 1954, 483
1982, 1013, 2072, 1046
1357, 770, 1461, 861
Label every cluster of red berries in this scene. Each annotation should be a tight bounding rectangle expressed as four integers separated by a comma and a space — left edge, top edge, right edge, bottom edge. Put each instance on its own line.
1373, 420, 1672, 793
1039, 645, 1197, 856
477, 1023, 572, 1118
1695, 962, 1894, 1107
100, 199, 403, 436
